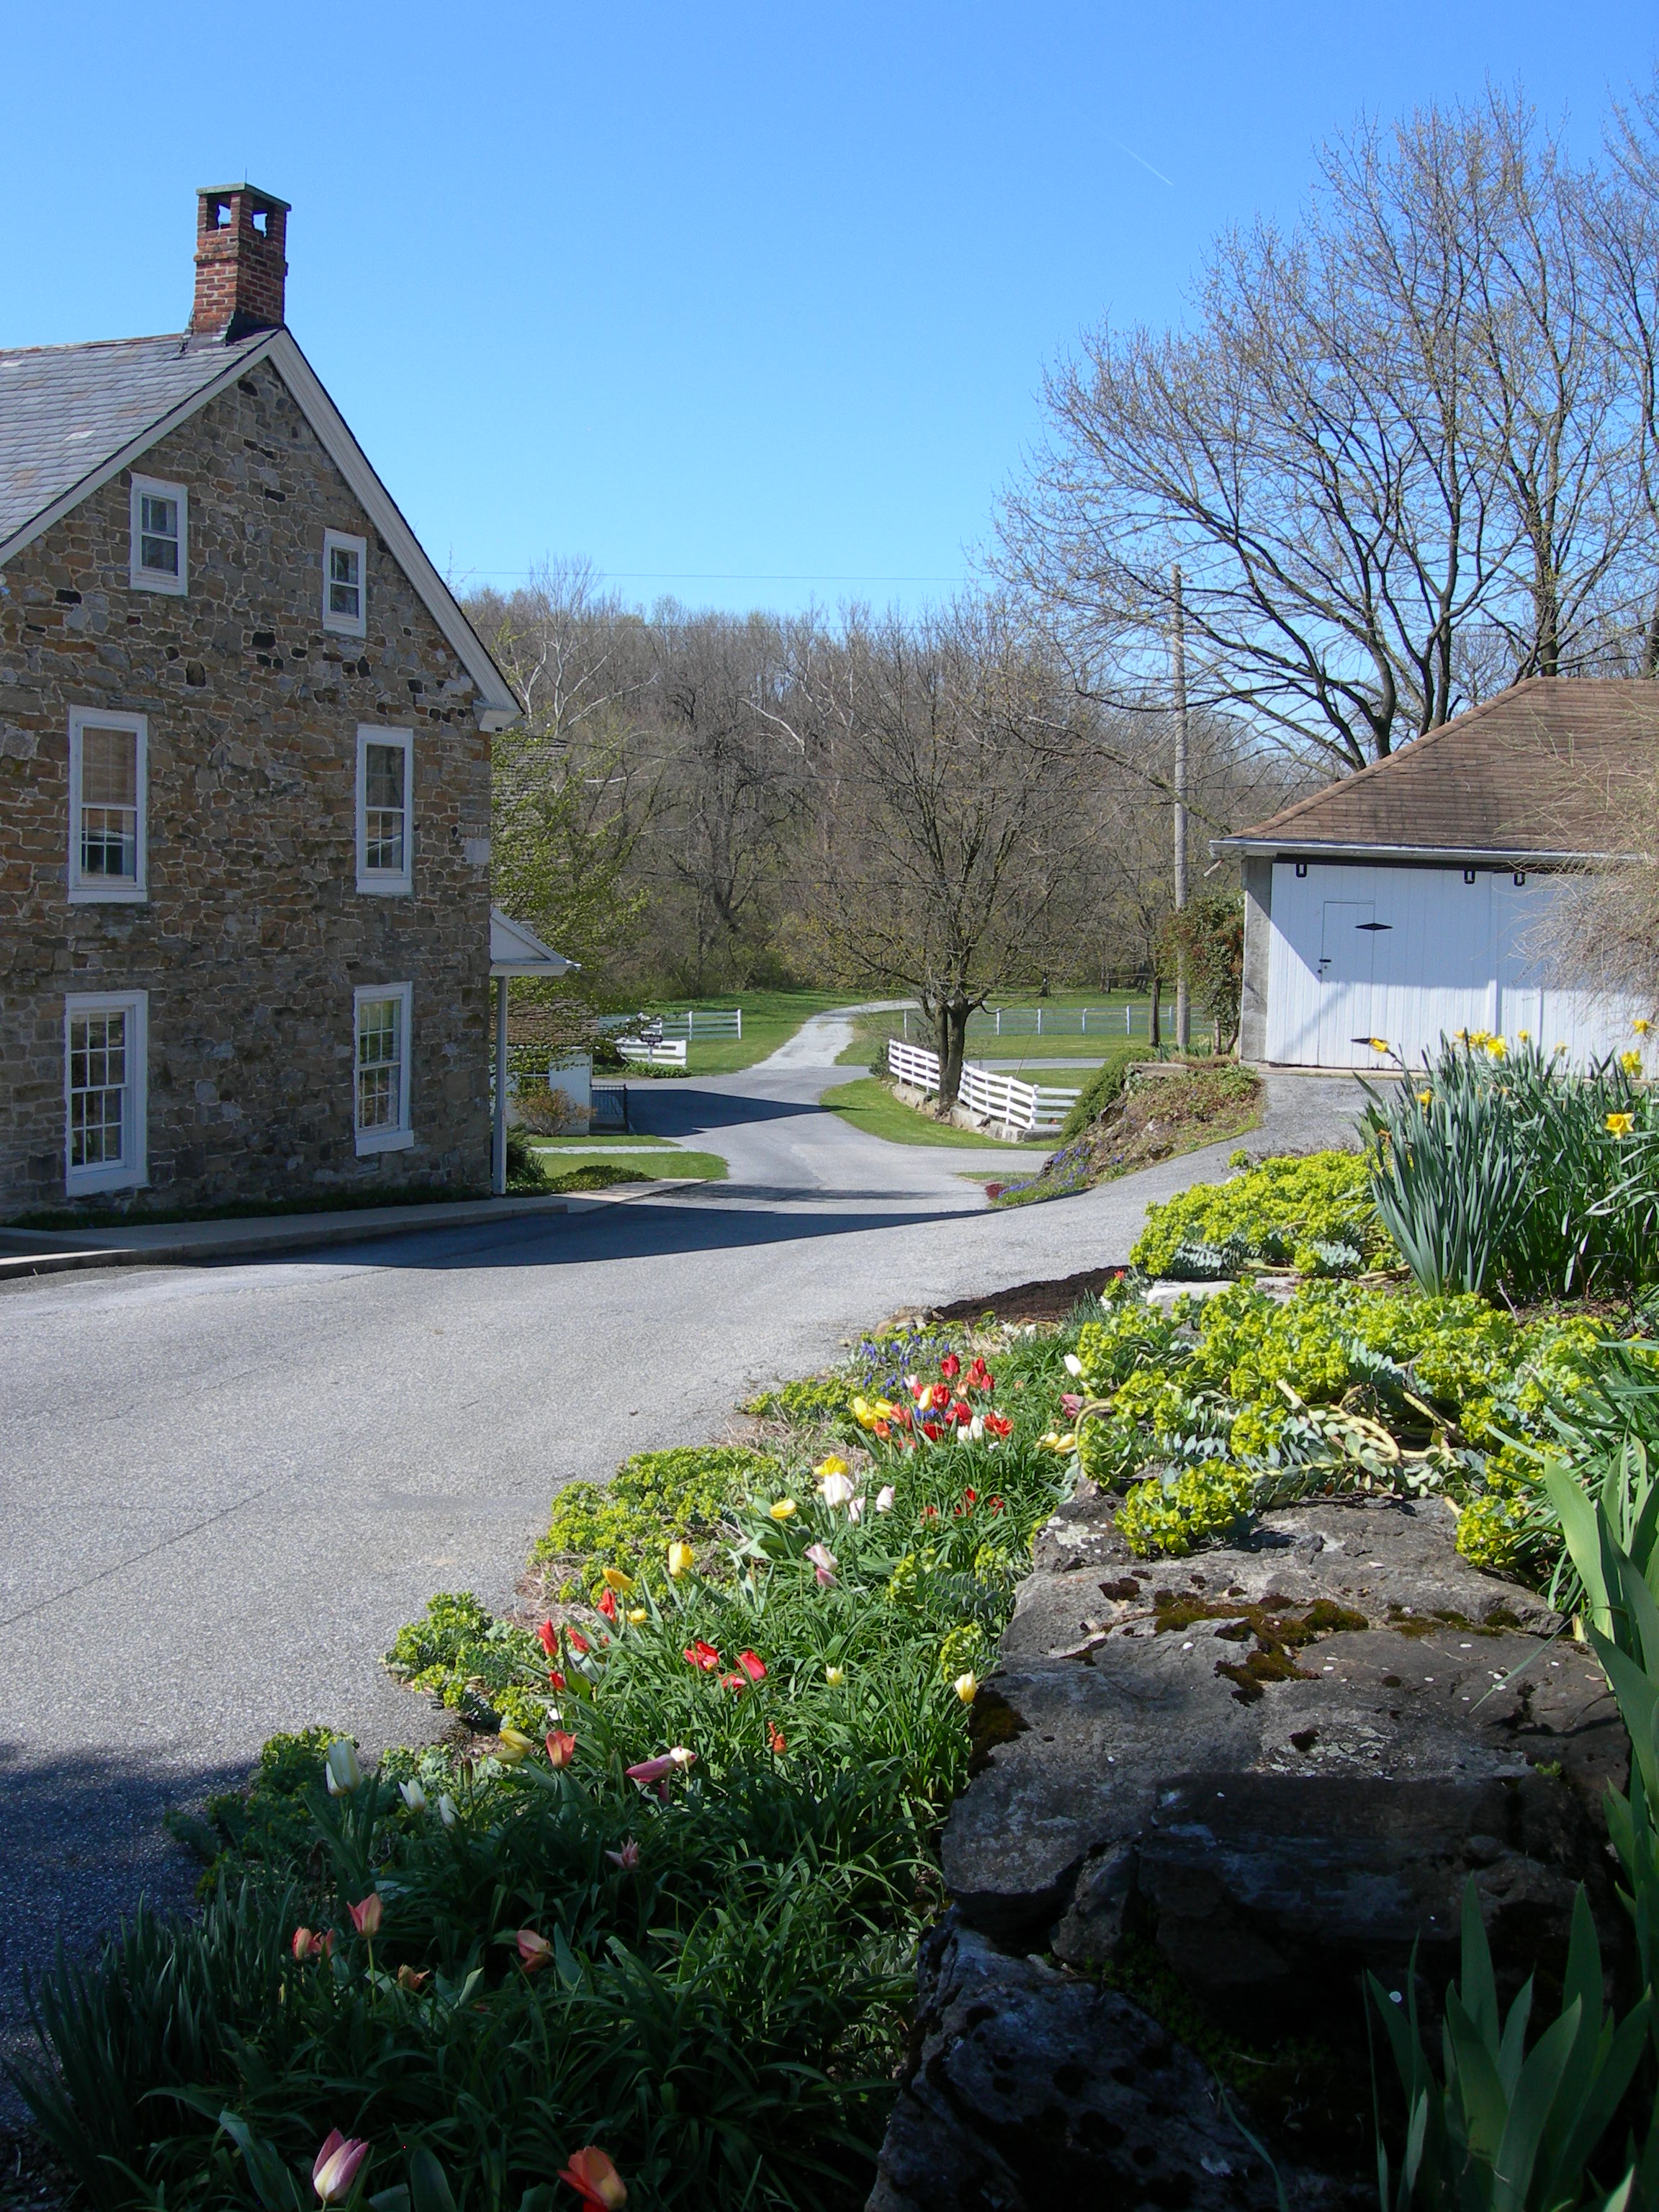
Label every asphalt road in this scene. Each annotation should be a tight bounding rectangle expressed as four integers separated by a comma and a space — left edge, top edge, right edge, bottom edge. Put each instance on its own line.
0, 1022, 1363, 2108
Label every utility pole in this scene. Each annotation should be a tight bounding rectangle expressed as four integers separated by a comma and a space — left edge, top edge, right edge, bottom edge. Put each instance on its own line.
1172, 565, 1191, 1051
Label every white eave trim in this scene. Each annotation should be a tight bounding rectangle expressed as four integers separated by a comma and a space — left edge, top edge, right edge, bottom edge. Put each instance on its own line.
0, 327, 521, 734
1211, 836, 1629, 866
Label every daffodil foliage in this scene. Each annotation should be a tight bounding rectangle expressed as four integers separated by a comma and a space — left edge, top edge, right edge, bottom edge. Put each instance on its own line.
11, 1318, 1092, 2212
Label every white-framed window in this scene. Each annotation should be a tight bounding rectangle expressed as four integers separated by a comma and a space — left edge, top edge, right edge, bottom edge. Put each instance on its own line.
68, 707, 148, 903
354, 983, 413, 1154
323, 529, 367, 637
129, 475, 188, 595
64, 990, 148, 1195
356, 725, 413, 894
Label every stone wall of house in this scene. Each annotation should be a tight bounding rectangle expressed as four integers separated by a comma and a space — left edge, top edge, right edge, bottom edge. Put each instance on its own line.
0, 354, 496, 1219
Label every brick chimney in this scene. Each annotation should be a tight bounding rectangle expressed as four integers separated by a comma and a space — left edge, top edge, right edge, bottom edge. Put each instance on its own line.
190, 185, 290, 340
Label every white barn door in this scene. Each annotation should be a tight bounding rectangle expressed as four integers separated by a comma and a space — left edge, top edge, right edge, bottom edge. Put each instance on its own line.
1316, 902, 1377, 1063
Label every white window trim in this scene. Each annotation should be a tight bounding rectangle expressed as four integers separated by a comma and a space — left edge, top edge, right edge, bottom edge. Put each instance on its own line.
67, 706, 148, 904
354, 981, 414, 1155
64, 989, 148, 1196
323, 527, 368, 638
129, 474, 188, 596
355, 725, 414, 895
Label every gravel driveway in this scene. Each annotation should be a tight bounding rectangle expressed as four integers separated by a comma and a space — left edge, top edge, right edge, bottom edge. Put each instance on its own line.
0, 1038, 1363, 2110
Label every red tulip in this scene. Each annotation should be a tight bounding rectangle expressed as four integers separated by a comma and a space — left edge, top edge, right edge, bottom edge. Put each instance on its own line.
962, 1488, 978, 1506
873, 1418, 891, 1439
397, 1964, 429, 1992
313, 2130, 369, 2204
567, 1630, 590, 1655
940, 1352, 961, 1380
930, 1382, 952, 1411
547, 1668, 567, 1691
894, 1406, 914, 1429
518, 1928, 552, 1972
718, 1673, 744, 1691
987, 1493, 1006, 1511
985, 1413, 1013, 1439
922, 1420, 942, 1442
348, 1893, 382, 1938
597, 1587, 618, 1623
737, 1650, 765, 1683
922, 1501, 939, 1516
536, 1620, 558, 1658
767, 1723, 786, 1755
545, 1730, 577, 1768
950, 1401, 972, 1426
557, 2146, 628, 2209
683, 1640, 721, 1672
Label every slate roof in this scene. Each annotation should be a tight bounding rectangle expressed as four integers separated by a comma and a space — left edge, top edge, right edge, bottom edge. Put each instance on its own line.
0, 330, 271, 547
1216, 678, 1659, 861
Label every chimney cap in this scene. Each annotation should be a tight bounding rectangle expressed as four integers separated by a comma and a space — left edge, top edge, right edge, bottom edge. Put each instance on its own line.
197, 182, 292, 211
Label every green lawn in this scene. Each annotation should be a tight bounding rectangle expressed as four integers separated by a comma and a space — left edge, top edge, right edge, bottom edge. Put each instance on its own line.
531, 1130, 675, 1147
531, 1142, 728, 1180
840, 1001, 1214, 1067
819, 1077, 1051, 1150
641, 990, 851, 1074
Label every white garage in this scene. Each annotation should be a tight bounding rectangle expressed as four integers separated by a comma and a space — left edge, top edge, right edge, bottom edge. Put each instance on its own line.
1214, 677, 1653, 1072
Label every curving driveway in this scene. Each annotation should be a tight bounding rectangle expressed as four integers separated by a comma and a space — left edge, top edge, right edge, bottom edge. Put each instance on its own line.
0, 1024, 1363, 2108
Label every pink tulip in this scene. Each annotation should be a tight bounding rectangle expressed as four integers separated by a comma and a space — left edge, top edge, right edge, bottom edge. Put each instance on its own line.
557, 2146, 629, 2209
624, 1748, 695, 1787
1060, 1391, 1083, 1418
804, 1542, 837, 1587
606, 1838, 640, 1870
348, 1893, 382, 1938
518, 1927, 552, 1972
291, 1926, 325, 1962
544, 1730, 577, 1768
313, 2129, 369, 2204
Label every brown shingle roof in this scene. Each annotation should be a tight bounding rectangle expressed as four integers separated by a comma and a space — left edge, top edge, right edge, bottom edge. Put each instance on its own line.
1216, 678, 1659, 860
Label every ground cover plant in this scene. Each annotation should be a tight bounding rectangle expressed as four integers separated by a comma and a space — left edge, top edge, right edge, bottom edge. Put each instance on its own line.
9, 1321, 1091, 2212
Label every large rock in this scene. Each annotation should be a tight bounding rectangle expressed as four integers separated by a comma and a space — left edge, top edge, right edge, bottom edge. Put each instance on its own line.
943, 1495, 1624, 2028
866, 1914, 1359, 2212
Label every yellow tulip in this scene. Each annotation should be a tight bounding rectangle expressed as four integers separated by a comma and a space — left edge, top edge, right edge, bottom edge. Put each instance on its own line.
667, 1541, 694, 1578
825, 1665, 845, 1686
814, 1455, 850, 1480
768, 1498, 798, 1521
495, 1727, 535, 1766
953, 1673, 979, 1704
1607, 1112, 1636, 1137
627, 1607, 647, 1625
602, 1568, 636, 1594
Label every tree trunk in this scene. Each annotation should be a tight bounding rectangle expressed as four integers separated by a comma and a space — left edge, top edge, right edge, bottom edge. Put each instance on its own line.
1149, 974, 1162, 1049
938, 998, 971, 1110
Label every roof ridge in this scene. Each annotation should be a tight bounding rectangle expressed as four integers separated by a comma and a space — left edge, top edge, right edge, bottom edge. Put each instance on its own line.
0, 331, 199, 361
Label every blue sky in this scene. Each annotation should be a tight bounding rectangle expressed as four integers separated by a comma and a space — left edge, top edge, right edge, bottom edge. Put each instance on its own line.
4, 3, 1655, 615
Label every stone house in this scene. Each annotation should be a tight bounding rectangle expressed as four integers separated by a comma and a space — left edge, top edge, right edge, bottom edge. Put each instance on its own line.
0, 185, 523, 1221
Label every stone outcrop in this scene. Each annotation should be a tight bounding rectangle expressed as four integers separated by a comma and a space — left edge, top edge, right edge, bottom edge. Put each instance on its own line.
868, 1491, 1626, 2210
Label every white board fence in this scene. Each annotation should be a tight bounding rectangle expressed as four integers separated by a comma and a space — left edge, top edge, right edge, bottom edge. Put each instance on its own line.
617, 1038, 688, 1067
888, 1038, 1079, 1136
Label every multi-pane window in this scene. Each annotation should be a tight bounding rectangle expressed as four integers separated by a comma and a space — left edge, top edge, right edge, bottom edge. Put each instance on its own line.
64, 991, 148, 1194
323, 529, 367, 637
68, 709, 147, 902
356, 727, 413, 894
354, 984, 413, 1154
129, 475, 188, 594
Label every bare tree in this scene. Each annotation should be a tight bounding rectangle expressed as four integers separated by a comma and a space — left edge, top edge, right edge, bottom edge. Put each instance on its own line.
997, 91, 1653, 773
791, 601, 1091, 1106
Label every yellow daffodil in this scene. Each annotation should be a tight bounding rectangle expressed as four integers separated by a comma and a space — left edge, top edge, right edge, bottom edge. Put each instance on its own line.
1636, 1018, 1653, 1036
1607, 1112, 1636, 1137
1622, 1051, 1643, 1077
1485, 1035, 1507, 1060
1416, 1090, 1432, 1107
602, 1568, 636, 1595
824, 1665, 845, 1686
953, 1673, 979, 1704
667, 1541, 694, 1578
1367, 1038, 1390, 1053
495, 1727, 536, 1766
814, 1455, 850, 1480
627, 1607, 647, 1625
768, 1498, 798, 1521
1517, 1029, 1530, 1043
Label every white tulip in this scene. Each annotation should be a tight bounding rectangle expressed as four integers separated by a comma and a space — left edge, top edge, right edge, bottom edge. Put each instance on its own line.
818, 1472, 858, 1510
876, 1485, 896, 1512
437, 1793, 459, 1828
399, 1779, 427, 1813
1064, 1354, 1083, 1378
324, 1740, 362, 1797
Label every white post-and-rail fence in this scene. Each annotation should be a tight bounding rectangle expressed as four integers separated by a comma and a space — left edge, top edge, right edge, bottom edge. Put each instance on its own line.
616, 1038, 689, 1067
888, 1038, 1079, 1137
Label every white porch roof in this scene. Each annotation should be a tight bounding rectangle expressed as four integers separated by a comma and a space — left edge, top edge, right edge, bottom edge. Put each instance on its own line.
489, 907, 578, 978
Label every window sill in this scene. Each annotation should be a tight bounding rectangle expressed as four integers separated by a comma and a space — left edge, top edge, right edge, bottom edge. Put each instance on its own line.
323, 616, 367, 639
66, 1166, 146, 1196
68, 884, 148, 905
356, 1126, 415, 1156
356, 876, 413, 896
129, 572, 188, 598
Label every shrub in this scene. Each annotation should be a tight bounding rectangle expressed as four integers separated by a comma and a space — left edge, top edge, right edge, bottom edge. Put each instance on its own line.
1117, 1462, 1259, 1557
1362, 1031, 1659, 1298
532, 1445, 781, 1593
1130, 1150, 1383, 1279
515, 1082, 589, 1136
1057, 1045, 1140, 1141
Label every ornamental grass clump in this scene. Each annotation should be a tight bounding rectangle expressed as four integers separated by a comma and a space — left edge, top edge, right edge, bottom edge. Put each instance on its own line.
1362, 1029, 1659, 1298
